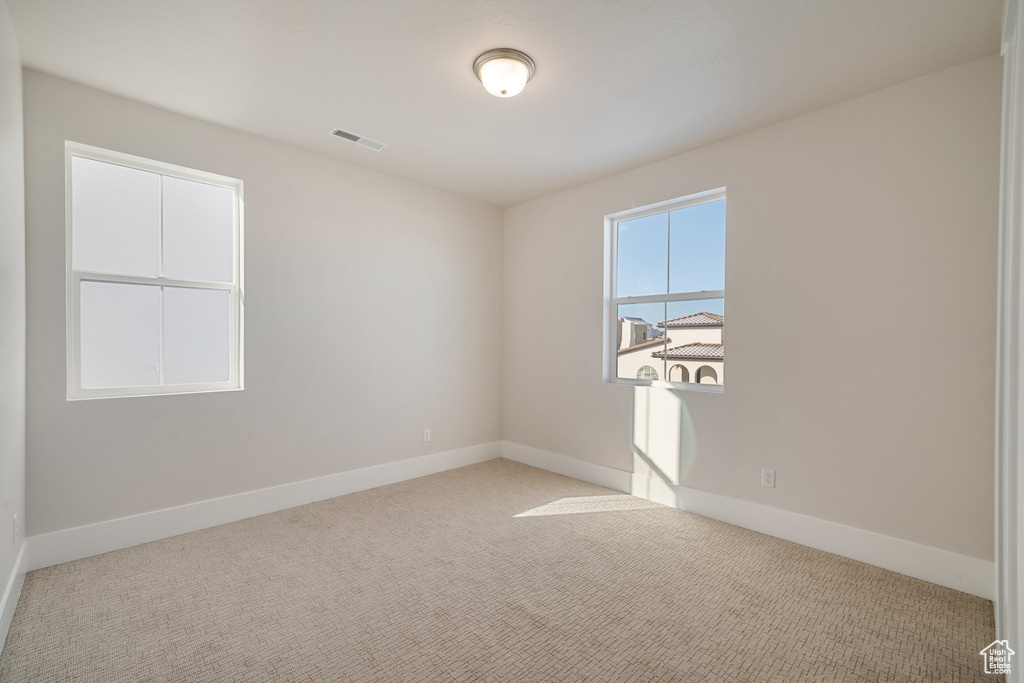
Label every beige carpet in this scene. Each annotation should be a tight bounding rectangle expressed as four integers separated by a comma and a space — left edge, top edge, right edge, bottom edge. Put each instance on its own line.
0, 459, 998, 682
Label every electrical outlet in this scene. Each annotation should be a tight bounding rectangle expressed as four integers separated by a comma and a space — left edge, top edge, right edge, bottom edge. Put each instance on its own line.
762, 468, 775, 488
424, 428, 431, 442
12, 513, 17, 543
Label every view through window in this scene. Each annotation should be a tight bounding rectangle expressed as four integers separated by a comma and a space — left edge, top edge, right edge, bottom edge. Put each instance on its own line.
606, 189, 725, 388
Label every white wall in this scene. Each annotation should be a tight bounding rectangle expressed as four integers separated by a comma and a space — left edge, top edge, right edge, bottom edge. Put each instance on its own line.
503, 56, 1001, 562
0, 0, 27, 652
23, 70, 503, 536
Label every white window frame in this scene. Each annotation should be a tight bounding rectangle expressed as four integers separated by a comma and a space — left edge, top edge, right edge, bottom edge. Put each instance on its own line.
603, 187, 725, 393
65, 141, 244, 400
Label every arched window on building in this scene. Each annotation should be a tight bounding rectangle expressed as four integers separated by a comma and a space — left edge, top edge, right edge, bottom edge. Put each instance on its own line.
695, 365, 718, 384
636, 365, 659, 381
669, 364, 689, 383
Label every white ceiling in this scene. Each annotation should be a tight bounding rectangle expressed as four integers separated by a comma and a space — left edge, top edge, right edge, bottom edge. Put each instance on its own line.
7, 0, 1003, 207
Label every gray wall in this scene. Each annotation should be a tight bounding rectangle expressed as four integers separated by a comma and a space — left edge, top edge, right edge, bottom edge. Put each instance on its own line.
503, 56, 1001, 560
0, 0, 26, 589
23, 70, 504, 536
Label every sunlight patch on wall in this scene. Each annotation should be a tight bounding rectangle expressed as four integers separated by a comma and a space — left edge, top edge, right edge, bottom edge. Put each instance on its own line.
630, 386, 699, 506
631, 386, 683, 485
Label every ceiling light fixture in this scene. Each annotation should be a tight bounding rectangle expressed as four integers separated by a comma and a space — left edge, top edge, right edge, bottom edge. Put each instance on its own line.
473, 48, 535, 98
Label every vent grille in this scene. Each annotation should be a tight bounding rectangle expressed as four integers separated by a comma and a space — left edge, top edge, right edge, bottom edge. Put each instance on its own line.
330, 128, 388, 152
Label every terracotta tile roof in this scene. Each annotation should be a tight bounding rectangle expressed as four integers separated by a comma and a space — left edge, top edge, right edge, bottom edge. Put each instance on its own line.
651, 342, 724, 359
617, 337, 671, 354
659, 312, 724, 327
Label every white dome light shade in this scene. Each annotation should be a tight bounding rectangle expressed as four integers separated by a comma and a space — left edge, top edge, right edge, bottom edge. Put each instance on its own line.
479, 58, 530, 97
474, 49, 535, 98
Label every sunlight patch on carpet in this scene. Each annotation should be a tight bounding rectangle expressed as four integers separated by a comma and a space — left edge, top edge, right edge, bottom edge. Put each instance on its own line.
514, 494, 656, 517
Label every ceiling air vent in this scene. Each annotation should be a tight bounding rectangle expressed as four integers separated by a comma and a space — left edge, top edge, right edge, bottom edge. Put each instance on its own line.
329, 128, 388, 152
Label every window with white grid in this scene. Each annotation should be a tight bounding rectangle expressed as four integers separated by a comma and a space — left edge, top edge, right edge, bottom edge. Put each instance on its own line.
604, 188, 726, 390
66, 142, 243, 399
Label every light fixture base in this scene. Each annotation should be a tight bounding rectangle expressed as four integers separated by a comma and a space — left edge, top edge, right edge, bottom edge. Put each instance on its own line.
473, 48, 536, 82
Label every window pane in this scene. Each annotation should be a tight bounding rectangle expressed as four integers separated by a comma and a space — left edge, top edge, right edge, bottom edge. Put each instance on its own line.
71, 156, 161, 277
163, 287, 230, 385
80, 281, 161, 388
665, 298, 725, 321
162, 176, 234, 283
664, 298, 724, 386
669, 198, 725, 294
615, 302, 666, 381
616, 212, 668, 297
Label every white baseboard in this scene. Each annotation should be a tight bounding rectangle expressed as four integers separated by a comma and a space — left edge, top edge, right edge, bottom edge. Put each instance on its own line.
27, 442, 501, 571
501, 441, 995, 600
23, 439, 994, 600
0, 541, 27, 659
501, 441, 633, 492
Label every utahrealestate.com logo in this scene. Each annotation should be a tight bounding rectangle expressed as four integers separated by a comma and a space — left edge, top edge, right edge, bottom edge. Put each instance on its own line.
980, 640, 1015, 675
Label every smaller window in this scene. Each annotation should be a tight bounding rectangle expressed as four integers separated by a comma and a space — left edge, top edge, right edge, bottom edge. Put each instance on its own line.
604, 188, 725, 391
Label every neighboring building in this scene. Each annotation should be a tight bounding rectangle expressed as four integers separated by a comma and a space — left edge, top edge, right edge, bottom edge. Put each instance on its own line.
617, 316, 661, 348
616, 312, 724, 385
652, 341, 724, 384
656, 312, 724, 384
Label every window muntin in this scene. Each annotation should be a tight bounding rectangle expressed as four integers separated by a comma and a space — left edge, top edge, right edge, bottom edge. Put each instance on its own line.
605, 188, 725, 390
66, 142, 243, 399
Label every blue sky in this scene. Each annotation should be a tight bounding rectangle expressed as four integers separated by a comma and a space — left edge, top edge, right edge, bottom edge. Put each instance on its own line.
616, 199, 726, 298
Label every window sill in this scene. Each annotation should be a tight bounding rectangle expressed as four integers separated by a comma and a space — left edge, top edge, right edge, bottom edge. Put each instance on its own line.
605, 378, 724, 394
67, 385, 243, 401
